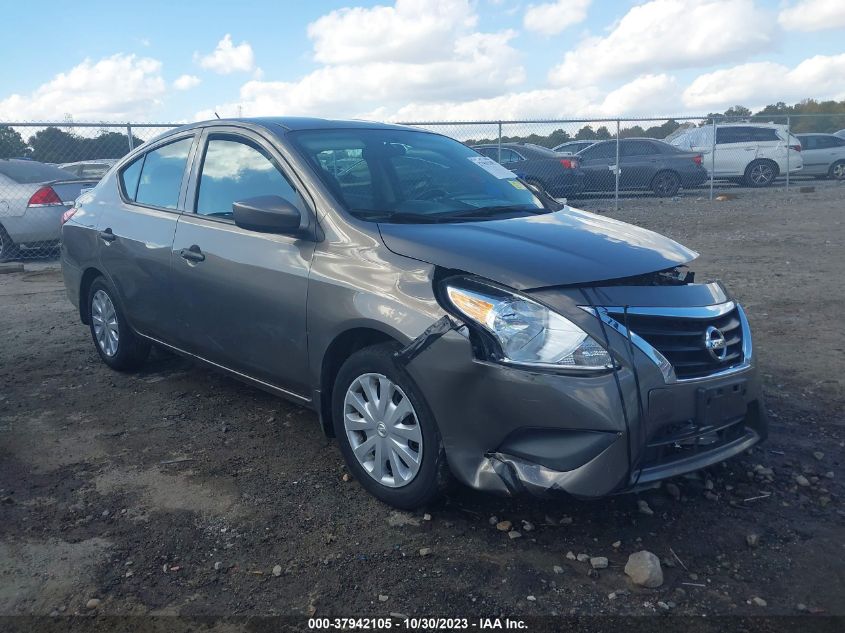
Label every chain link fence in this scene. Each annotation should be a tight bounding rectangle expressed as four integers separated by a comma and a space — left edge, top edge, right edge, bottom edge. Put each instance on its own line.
2, 114, 844, 262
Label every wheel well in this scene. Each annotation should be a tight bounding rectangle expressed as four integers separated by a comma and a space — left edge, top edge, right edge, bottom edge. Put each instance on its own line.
319, 328, 400, 437
78, 268, 104, 324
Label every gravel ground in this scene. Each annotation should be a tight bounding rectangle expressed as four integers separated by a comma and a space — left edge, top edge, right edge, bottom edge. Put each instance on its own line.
0, 180, 843, 625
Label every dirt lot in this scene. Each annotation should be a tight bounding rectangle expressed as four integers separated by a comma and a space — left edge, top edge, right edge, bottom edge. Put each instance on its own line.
1, 180, 843, 625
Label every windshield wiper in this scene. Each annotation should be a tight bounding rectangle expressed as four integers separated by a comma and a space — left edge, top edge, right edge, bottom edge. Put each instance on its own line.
352, 210, 450, 224
436, 205, 548, 221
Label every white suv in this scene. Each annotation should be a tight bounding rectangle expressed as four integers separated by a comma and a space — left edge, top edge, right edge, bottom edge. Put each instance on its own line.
669, 123, 802, 187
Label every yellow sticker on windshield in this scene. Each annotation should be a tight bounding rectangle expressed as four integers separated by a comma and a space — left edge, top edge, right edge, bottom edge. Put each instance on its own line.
509, 180, 527, 190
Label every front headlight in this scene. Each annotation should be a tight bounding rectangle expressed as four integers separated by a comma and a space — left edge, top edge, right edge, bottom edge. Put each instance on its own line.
444, 282, 613, 370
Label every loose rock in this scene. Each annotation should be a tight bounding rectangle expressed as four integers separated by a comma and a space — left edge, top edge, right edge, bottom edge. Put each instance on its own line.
751, 597, 767, 607
85, 599, 101, 610
378, 594, 389, 602
273, 565, 282, 577
746, 533, 760, 548
496, 520, 512, 531
624, 551, 664, 588
566, 551, 576, 560
813, 451, 824, 461
507, 530, 522, 539
521, 520, 535, 532
576, 553, 590, 563
590, 557, 609, 569
553, 565, 564, 574
795, 475, 810, 487
638, 500, 654, 516
419, 548, 432, 557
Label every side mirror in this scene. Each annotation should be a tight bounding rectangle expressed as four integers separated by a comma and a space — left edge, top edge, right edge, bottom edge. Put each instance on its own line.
232, 195, 301, 234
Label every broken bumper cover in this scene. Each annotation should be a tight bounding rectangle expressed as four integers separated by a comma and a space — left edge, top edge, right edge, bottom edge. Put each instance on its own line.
405, 312, 766, 499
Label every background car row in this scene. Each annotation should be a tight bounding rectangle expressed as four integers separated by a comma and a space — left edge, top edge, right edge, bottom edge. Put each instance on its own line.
477, 123, 845, 198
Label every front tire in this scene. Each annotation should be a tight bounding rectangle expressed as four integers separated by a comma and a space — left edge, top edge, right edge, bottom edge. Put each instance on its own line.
744, 160, 777, 187
87, 277, 150, 370
332, 343, 448, 509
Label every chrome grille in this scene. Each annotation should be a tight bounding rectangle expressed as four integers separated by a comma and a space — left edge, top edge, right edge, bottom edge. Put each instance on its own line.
607, 306, 744, 379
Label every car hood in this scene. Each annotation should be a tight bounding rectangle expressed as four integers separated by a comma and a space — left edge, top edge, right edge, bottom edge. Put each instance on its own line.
377, 207, 698, 290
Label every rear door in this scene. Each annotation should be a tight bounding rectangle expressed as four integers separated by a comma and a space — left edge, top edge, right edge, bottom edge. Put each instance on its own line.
169, 126, 316, 398
97, 133, 198, 340
715, 126, 756, 177
577, 142, 616, 191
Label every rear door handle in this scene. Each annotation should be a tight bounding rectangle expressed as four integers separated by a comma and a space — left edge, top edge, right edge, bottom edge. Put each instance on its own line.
99, 229, 117, 242
179, 245, 205, 263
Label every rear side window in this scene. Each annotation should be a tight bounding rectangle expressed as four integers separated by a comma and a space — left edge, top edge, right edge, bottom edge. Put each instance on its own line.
195, 137, 304, 220
120, 157, 143, 199
133, 137, 193, 209
621, 141, 660, 156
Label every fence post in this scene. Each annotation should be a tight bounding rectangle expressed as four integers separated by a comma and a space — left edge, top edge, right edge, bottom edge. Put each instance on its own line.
614, 119, 620, 212
709, 117, 716, 201
126, 123, 134, 152
785, 115, 790, 192
497, 121, 502, 163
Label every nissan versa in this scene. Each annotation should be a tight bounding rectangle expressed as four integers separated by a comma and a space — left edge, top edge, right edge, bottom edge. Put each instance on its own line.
61, 118, 767, 509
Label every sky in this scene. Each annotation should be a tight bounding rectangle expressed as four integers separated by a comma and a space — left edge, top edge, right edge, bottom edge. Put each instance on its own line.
0, 0, 844, 124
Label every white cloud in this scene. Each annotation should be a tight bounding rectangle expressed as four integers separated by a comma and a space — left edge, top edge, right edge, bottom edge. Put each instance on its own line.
549, 0, 776, 85
0, 54, 165, 121
308, 0, 477, 64
778, 0, 845, 31
173, 74, 201, 90
683, 53, 845, 110
523, 0, 591, 36
368, 73, 681, 122
197, 2, 525, 121
196, 34, 255, 74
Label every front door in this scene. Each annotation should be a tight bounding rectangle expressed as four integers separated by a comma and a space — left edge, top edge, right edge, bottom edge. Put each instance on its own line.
170, 128, 316, 399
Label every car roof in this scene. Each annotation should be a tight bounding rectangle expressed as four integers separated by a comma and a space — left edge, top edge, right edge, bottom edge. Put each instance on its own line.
164, 116, 419, 135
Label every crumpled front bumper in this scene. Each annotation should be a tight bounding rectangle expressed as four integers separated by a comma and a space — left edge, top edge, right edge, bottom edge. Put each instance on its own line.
405, 287, 766, 499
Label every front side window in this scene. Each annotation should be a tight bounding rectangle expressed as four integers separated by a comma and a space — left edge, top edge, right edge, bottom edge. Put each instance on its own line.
134, 137, 193, 209
195, 137, 304, 220
290, 129, 545, 223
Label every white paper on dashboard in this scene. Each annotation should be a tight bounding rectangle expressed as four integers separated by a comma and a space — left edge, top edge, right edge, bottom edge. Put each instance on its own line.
467, 156, 518, 179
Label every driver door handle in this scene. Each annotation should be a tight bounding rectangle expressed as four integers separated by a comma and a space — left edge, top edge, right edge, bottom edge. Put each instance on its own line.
99, 228, 117, 242
179, 245, 205, 263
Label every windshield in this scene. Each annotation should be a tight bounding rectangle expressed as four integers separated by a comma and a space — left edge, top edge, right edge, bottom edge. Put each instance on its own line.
289, 129, 548, 223
0, 160, 76, 184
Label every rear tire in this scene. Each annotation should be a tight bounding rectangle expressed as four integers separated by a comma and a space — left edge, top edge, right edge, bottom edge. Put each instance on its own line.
828, 160, 845, 180
0, 224, 20, 263
332, 343, 449, 509
650, 170, 681, 197
743, 160, 777, 187
87, 277, 150, 371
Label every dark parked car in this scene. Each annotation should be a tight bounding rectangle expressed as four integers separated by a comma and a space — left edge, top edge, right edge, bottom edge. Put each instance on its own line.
576, 138, 708, 196
61, 118, 766, 509
472, 142, 584, 197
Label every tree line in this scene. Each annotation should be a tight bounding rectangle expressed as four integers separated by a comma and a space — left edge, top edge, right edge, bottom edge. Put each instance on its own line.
0, 125, 143, 162
465, 99, 845, 147
2, 99, 845, 161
